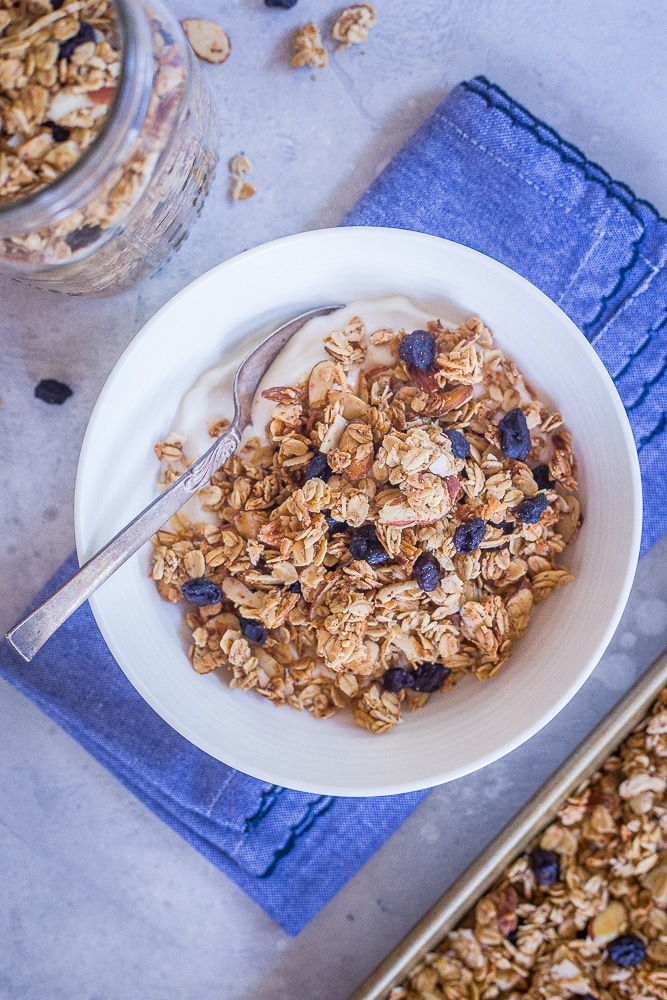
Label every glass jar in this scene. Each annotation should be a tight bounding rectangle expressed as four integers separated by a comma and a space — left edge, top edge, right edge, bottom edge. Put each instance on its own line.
0, 0, 219, 295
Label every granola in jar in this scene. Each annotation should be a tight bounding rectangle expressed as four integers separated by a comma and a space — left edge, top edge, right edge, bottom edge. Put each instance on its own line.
151, 297, 582, 733
0, 0, 218, 294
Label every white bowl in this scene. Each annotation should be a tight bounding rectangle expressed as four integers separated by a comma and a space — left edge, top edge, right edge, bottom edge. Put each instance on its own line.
75, 227, 641, 795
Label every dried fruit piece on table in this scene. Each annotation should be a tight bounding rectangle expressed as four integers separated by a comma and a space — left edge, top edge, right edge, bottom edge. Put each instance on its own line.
332, 4, 377, 49
291, 23, 327, 68
265, 0, 299, 7
34, 379, 73, 405
181, 18, 231, 64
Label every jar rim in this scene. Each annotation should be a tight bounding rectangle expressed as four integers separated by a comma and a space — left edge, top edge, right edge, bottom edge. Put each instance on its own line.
0, 0, 154, 235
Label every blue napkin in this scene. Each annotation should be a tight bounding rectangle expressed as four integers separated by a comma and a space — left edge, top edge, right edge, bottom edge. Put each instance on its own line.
2, 75, 666, 935
348, 75, 667, 555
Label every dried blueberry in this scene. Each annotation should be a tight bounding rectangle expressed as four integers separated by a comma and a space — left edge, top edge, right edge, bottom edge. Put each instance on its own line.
607, 934, 646, 967
530, 847, 559, 886
59, 20, 96, 61
489, 520, 515, 535
65, 225, 102, 252
453, 518, 486, 554
265, 0, 299, 6
323, 510, 347, 535
240, 618, 268, 644
412, 662, 451, 693
506, 929, 519, 946
413, 552, 442, 592
398, 330, 437, 371
51, 0, 65, 8
43, 120, 71, 143
498, 408, 531, 461
349, 524, 389, 565
532, 464, 554, 490
366, 545, 390, 566
288, 580, 302, 594
180, 577, 222, 607
34, 379, 73, 404
443, 428, 470, 460
304, 451, 332, 482
514, 493, 548, 524
382, 667, 415, 692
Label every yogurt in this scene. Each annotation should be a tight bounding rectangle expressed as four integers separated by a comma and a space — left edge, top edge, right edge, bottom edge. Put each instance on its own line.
173, 295, 454, 459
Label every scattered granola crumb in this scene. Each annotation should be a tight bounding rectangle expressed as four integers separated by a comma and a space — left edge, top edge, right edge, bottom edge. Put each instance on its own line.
291, 23, 327, 69
181, 18, 231, 64
332, 4, 376, 49
229, 155, 256, 201
389, 683, 667, 998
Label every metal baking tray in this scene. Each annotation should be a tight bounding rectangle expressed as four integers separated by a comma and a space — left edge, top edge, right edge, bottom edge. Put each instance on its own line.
349, 647, 667, 1000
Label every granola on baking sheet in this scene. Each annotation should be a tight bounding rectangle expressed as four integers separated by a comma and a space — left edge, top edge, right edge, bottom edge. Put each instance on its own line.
388, 686, 667, 1000
151, 312, 582, 732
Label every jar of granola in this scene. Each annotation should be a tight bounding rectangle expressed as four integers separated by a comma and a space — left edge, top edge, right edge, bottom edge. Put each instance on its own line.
0, 0, 219, 295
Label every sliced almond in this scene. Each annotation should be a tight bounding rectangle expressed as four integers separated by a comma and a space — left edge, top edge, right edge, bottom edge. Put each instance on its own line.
319, 412, 348, 454
588, 901, 627, 944
308, 360, 339, 409
181, 18, 231, 64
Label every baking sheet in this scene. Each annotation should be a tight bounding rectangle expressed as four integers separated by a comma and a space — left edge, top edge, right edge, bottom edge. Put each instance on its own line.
349, 648, 667, 1000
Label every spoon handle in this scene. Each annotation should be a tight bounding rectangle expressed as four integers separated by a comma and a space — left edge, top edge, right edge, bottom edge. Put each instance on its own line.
5, 426, 241, 663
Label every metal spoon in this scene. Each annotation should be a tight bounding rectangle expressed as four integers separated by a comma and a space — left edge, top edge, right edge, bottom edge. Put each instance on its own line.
6, 305, 340, 662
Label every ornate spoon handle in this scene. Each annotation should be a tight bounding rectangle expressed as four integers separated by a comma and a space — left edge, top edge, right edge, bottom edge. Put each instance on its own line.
6, 426, 241, 662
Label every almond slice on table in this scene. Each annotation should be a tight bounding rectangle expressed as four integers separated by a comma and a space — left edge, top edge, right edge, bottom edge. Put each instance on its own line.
181, 19, 231, 64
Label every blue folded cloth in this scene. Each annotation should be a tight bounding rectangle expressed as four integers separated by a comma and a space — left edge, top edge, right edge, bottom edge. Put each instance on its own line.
348, 75, 667, 555
2, 75, 666, 935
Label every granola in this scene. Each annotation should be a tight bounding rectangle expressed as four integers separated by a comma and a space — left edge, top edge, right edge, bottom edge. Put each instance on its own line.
291, 22, 327, 69
151, 302, 581, 733
388, 685, 667, 999
0, 0, 121, 203
0, 1, 218, 295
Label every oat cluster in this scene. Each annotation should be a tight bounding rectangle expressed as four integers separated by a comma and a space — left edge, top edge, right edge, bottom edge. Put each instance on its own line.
390, 687, 667, 999
151, 313, 580, 733
332, 3, 376, 49
291, 5, 376, 68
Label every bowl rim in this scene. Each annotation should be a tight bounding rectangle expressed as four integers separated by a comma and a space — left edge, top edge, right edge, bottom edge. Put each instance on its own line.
75, 226, 643, 795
